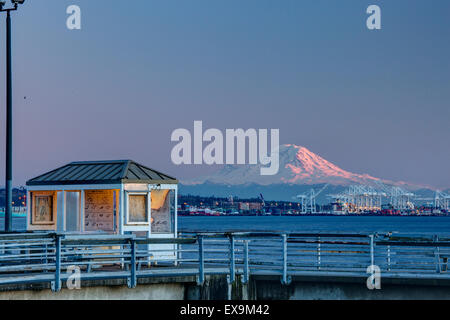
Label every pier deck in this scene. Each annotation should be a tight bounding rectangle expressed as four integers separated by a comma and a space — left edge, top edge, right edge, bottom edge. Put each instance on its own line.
0, 232, 450, 293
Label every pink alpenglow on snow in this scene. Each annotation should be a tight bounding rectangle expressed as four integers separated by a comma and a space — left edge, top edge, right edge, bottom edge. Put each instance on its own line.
184, 144, 424, 189
281, 145, 380, 185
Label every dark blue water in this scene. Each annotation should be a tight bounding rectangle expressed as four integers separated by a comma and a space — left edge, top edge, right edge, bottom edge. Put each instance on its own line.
3, 216, 450, 235
0, 217, 28, 231
179, 215, 450, 235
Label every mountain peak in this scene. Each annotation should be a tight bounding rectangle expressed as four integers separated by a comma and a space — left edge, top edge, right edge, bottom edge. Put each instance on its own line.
278, 144, 379, 185
183, 144, 412, 188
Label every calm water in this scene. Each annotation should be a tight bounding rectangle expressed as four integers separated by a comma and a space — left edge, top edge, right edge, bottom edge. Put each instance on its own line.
2, 215, 450, 235
179, 215, 450, 236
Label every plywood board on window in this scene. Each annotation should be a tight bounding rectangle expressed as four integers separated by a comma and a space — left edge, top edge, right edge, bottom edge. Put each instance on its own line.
129, 194, 148, 223
151, 189, 172, 233
31, 191, 56, 225
84, 190, 114, 232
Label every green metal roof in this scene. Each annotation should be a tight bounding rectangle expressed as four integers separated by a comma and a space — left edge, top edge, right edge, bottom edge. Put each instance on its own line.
26, 160, 178, 186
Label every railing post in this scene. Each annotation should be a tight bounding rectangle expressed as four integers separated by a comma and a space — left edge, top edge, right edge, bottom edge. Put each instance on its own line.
51, 234, 62, 292
175, 242, 180, 267
281, 234, 291, 285
43, 243, 49, 273
317, 236, 321, 270
197, 235, 205, 285
369, 234, 375, 267
127, 239, 137, 288
241, 240, 249, 284
387, 245, 391, 272
228, 235, 235, 284
434, 235, 440, 273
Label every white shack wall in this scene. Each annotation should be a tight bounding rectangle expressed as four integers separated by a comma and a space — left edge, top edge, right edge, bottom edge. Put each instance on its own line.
122, 183, 178, 238
27, 184, 122, 233
26, 183, 178, 240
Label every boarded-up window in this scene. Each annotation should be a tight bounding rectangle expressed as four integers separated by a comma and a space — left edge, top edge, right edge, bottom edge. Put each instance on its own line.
128, 194, 148, 223
84, 190, 114, 232
151, 189, 174, 233
33, 195, 54, 225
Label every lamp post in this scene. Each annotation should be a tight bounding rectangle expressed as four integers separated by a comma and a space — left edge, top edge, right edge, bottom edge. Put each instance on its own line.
1, 0, 26, 232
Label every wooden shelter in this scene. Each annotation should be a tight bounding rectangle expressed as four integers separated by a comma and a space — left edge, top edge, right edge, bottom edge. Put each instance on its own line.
25, 160, 178, 240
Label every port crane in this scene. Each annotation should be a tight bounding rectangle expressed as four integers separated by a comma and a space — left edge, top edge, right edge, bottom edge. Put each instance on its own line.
435, 191, 450, 212
258, 193, 266, 216
329, 185, 385, 213
391, 190, 449, 213
325, 181, 447, 215
375, 182, 416, 211
297, 184, 329, 214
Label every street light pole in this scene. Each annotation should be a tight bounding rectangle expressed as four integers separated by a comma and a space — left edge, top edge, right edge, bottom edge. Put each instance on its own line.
4, 8, 13, 232
1, 1, 24, 232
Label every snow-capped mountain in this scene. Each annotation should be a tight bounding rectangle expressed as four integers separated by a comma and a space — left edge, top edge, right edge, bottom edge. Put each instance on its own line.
185, 144, 395, 187
180, 144, 435, 201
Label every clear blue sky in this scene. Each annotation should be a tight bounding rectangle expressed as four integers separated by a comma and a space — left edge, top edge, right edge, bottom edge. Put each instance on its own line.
0, 0, 449, 188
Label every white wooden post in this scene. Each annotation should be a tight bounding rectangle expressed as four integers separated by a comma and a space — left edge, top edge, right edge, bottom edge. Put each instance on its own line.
147, 187, 152, 264
80, 190, 85, 232
174, 185, 178, 237
147, 189, 152, 237
119, 185, 124, 235
115, 189, 119, 234
26, 190, 31, 230
56, 191, 66, 232
62, 191, 66, 232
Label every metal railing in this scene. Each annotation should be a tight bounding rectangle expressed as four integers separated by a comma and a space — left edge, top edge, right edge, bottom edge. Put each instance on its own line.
0, 232, 449, 291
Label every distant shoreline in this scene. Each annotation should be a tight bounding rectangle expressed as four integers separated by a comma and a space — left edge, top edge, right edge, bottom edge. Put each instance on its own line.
0, 212, 27, 218
179, 213, 450, 218
4, 213, 447, 218
3, 212, 448, 219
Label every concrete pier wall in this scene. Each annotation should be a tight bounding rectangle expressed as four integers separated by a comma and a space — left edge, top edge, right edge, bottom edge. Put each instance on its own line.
253, 277, 450, 300
1, 274, 450, 300
0, 283, 185, 300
